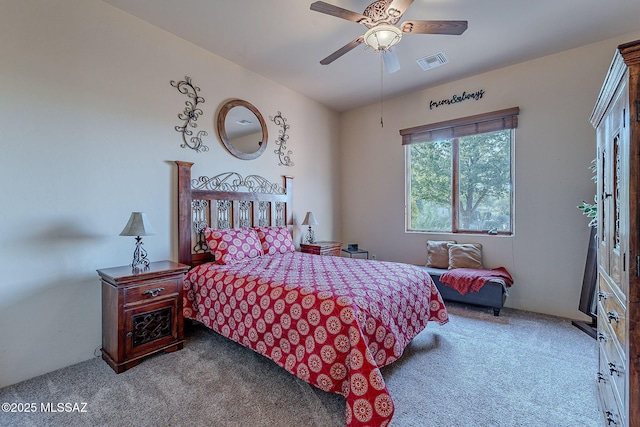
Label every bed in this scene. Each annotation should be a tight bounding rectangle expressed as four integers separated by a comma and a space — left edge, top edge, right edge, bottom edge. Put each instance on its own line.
175, 161, 448, 427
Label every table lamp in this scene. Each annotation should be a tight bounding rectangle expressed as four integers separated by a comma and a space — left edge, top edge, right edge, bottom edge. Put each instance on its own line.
119, 212, 156, 268
301, 211, 318, 244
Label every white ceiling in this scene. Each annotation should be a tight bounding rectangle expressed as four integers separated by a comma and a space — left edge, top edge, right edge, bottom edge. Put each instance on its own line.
103, 0, 640, 112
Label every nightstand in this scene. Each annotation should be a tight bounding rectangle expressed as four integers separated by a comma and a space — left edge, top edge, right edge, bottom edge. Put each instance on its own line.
341, 248, 369, 259
97, 260, 190, 373
300, 241, 342, 256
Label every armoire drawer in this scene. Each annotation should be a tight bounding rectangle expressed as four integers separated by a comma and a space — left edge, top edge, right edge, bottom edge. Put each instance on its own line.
598, 340, 626, 423
598, 276, 626, 347
597, 370, 624, 427
597, 301, 626, 364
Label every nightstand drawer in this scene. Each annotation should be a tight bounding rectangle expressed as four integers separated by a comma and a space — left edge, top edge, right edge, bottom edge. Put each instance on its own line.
300, 241, 342, 256
124, 278, 180, 306
321, 246, 341, 256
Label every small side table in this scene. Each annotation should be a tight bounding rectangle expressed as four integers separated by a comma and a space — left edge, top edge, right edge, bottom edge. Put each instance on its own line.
97, 260, 190, 373
342, 248, 369, 259
300, 241, 342, 256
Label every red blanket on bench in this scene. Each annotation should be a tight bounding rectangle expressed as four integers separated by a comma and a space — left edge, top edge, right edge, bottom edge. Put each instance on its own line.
440, 267, 513, 295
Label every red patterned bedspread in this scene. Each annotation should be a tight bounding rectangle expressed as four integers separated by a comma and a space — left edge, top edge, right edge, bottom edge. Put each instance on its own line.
183, 251, 448, 427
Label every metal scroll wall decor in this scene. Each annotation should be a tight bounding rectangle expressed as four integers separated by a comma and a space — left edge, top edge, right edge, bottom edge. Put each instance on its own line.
269, 111, 294, 167
170, 76, 209, 152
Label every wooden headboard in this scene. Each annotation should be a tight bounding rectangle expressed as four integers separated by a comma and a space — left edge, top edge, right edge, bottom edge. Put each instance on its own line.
176, 161, 293, 267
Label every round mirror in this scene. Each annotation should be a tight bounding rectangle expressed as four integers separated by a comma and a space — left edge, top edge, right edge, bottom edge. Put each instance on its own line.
216, 99, 268, 160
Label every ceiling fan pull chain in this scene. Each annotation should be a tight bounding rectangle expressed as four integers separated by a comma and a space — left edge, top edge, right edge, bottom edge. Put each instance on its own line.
380, 52, 384, 128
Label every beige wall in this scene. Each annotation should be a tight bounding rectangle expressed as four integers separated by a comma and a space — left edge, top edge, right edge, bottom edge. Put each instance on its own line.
340, 31, 640, 320
0, 0, 340, 387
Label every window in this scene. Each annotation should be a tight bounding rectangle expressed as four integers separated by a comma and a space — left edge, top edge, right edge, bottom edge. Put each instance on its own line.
401, 107, 518, 235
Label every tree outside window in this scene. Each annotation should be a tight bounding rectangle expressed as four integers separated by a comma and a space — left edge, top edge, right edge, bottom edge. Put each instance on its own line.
401, 107, 518, 235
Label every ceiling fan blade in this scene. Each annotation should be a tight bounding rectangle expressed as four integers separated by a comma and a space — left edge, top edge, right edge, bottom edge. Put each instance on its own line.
401, 20, 468, 35
383, 49, 401, 74
310, 1, 368, 24
320, 37, 364, 65
386, 0, 414, 19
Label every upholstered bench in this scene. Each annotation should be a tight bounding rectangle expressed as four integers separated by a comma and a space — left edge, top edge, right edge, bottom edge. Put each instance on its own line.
420, 266, 508, 316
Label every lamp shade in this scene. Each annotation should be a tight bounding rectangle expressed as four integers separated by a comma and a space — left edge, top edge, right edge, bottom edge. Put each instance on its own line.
119, 212, 156, 237
301, 212, 318, 226
363, 24, 402, 51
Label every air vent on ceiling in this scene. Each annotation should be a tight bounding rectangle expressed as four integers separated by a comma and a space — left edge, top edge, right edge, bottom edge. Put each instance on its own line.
416, 52, 449, 71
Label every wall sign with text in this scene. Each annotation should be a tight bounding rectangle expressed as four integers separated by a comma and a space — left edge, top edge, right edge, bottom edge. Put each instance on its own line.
429, 90, 485, 110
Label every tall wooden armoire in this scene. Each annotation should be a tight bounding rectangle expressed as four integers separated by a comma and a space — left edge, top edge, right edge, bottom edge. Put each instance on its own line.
590, 39, 640, 427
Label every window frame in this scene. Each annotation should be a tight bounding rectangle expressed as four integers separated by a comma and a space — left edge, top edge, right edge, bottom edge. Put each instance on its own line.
401, 107, 519, 235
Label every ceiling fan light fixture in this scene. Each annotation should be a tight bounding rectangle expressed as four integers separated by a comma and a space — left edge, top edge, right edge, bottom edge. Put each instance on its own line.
363, 24, 402, 51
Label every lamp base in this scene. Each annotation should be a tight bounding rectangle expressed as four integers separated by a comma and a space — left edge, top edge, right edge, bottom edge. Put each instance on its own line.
131, 236, 150, 269
304, 227, 316, 244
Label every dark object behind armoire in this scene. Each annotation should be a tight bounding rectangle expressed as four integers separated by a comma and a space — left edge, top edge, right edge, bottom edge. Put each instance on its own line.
572, 227, 597, 338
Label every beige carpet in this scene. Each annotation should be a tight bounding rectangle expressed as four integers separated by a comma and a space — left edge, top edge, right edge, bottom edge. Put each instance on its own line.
0, 303, 599, 426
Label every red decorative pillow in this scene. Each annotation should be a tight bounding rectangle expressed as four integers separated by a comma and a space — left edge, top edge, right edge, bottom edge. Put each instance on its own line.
204, 228, 263, 265
254, 226, 295, 255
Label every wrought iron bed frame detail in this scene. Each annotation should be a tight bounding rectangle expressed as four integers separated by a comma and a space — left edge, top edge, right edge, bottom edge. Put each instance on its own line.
175, 161, 293, 267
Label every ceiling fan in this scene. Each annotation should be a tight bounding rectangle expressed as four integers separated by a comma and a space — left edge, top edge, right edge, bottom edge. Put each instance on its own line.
310, 0, 467, 73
